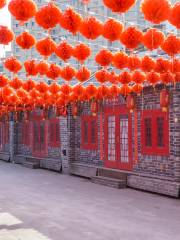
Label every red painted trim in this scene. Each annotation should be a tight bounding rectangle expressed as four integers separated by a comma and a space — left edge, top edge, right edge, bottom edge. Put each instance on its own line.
104, 105, 133, 171
49, 118, 60, 148
141, 109, 169, 156
81, 115, 98, 150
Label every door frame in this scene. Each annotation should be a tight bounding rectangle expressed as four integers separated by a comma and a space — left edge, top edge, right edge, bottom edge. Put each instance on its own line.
104, 105, 133, 171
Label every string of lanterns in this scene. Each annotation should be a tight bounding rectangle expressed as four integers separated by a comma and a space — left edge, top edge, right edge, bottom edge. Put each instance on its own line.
0, 0, 179, 119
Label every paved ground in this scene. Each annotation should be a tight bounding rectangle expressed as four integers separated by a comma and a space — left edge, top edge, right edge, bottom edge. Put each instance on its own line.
0, 161, 180, 240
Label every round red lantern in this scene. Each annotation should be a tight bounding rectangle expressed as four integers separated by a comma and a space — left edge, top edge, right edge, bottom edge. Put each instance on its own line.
76, 66, 91, 82
0, 75, 9, 87
73, 43, 91, 63
155, 58, 170, 73
23, 79, 36, 92
36, 37, 56, 58
46, 63, 61, 80
160, 89, 170, 112
16, 31, 36, 49
118, 71, 132, 84
0, 25, 14, 45
86, 84, 97, 99
80, 16, 103, 40
126, 94, 135, 113
0, 0, 6, 9
61, 65, 76, 81
59, 7, 82, 35
4, 57, 22, 73
141, 0, 171, 24
102, 18, 123, 41
161, 34, 180, 56
35, 2, 62, 30
127, 55, 141, 71
10, 77, 22, 89
112, 52, 128, 69
24, 59, 38, 76
169, 2, 180, 29
103, 0, 136, 13
95, 69, 108, 84
36, 60, 49, 76
120, 26, 143, 50
8, 0, 37, 23
141, 56, 155, 72
95, 49, 113, 67
55, 41, 73, 62
143, 28, 165, 50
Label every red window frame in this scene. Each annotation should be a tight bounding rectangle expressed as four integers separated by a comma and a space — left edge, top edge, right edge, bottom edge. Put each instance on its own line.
49, 118, 60, 147
141, 109, 169, 156
81, 115, 98, 150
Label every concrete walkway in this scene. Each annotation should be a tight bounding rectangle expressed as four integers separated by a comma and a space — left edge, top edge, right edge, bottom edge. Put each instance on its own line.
0, 161, 180, 240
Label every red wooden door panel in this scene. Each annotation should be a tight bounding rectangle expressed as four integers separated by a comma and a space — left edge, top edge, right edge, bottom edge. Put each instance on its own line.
104, 106, 132, 171
32, 120, 48, 157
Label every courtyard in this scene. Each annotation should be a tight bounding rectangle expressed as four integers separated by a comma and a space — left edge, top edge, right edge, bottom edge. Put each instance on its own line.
0, 161, 179, 240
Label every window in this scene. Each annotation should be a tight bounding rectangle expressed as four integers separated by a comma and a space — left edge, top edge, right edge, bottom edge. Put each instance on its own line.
49, 119, 60, 147
81, 116, 98, 150
141, 110, 169, 155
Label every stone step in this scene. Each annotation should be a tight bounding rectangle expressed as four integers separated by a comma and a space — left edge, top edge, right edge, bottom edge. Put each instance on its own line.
23, 161, 40, 169
98, 167, 127, 181
91, 176, 127, 189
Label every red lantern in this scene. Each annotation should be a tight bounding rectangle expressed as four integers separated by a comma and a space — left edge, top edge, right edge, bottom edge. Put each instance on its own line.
36, 81, 48, 94
16, 88, 26, 99
24, 59, 38, 76
161, 72, 174, 85
127, 55, 141, 71
73, 85, 84, 98
108, 71, 118, 84
161, 34, 180, 56
132, 84, 143, 95
23, 79, 36, 92
0, 75, 9, 87
141, 56, 155, 72
60, 84, 72, 96
76, 66, 91, 82
36, 61, 49, 76
10, 77, 23, 89
4, 57, 22, 73
120, 84, 132, 96
141, 0, 171, 24
90, 101, 98, 116
61, 65, 76, 81
0, 25, 14, 45
8, 0, 37, 23
120, 26, 143, 50
109, 85, 119, 98
36, 37, 56, 58
73, 43, 91, 63
95, 49, 113, 67
160, 89, 170, 112
35, 2, 62, 29
102, 18, 123, 41
0, 0, 6, 9
126, 95, 135, 113
80, 16, 103, 40
169, 2, 180, 29
171, 58, 180, 73
46, 63, 61, 80
132, 71, 146, 84
86, 84, 97, 99
119, 71, 132, 84
143, 28, 165, 50
55, 41, 73, 62
146, 71, 160, 85
49, 82, 61, 95
97, 85, 109, 99
103, 0, 136, 13
16, 31, 36, 49
95, 69, 109, 84
112, 52, 128, 69
59, 7, 82, 35
155, 58, 170, 73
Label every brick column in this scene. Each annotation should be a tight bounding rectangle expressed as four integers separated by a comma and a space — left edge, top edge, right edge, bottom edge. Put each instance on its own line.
60, 116, 69, 174
172, 85, 180, 182
9, 121, 15, 163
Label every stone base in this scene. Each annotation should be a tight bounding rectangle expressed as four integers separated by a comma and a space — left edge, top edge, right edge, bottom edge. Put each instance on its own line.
92, 176, 126, 189
40, 158, 62, 172
127, 175, 180, 197
0, 153, 10, 162
70, 163, 98, 178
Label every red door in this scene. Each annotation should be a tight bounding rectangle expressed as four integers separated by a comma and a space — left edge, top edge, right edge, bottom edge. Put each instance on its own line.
104, 106, 132, 171
32, 120, 48, 157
